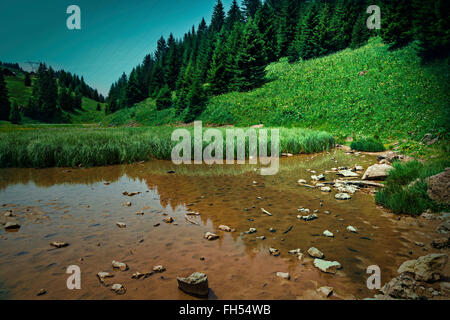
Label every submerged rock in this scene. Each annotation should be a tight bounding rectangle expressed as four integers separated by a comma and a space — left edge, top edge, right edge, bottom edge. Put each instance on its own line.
276, 272, 290, 280
269, 247, 280, 256
314, 259, 342, 274
177, 272, 209, 297
204, 232, 219, 240
111, 283, 126, 295
163, 217, 174, 223
308, 247, 324, 259
323, 230, 334, 238
115, 222, 126, 228
4, 222, 20, 230
362, 164, 393, 180
112, 260, 128, 271
317, 286, 333, 297
218, 225, 232, 232
50, 241, 69, 248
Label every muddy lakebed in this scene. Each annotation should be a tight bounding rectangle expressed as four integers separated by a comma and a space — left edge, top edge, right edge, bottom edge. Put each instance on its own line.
0, 149, 444, 299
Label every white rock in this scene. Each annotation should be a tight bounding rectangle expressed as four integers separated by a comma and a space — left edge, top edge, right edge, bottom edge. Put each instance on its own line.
218, 225, 232, 232
314, 259, 342, 274
112, 260, 128, 271
320, 186, 332, 192
288, 249, 301, 255
323, 230, 334, 237
347, 226, 358, 233
311, 174, 325, 181
302, 213, 318, 221
308, 247, 324, 259
116, 222, 126, 228
269, 247, 280, 256
261, 208, 272, 216
152, 265, 166, 273
317, 286, 333, 297
204, 232, 219, 240
276, 272, 290, 280
337, 170, 359, 177
297, 179, 307, 184
111, 283, 126, 294
335, 193, 351, 200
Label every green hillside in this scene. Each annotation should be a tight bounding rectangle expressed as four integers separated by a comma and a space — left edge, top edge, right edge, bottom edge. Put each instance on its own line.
102, 38, 449, 146
3, 72, 105, 124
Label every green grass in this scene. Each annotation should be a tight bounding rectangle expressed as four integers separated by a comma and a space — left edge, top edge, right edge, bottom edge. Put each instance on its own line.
0, 126, 334, 168
5, 73, 32, 106
350, 138, 385, 152
199, 38, 450, 142
375, 159, 450, 215
67, 97, 106, 124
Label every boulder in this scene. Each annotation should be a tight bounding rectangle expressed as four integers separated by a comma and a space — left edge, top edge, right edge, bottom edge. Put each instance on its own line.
380, 273, 420, 300
426, 168, 450, 205
397, 253, 448, 282
308, 247, 324, 259
362, 164, 393, 180
436, 221, 450, 234
4, 222, 20, 230
431, 237, 449, 249
313, 259, 342, 274
177, 272, 209, 297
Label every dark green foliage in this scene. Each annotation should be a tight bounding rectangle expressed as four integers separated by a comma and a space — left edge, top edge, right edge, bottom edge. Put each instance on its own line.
277, 0, 303, 58
210, 0, 225, 32
255, 2, 278, 63
375, 160, 450, 215
350, 138, 385, 152
9, 101, 21, 124
226, 0, 244, 29
184, 78, 207, 122
242, 0, 261, 20
350, 10, 371, 49
208, 28, 233, 94
24, 73, 31, 87
155, 85, 172, 111
96, 103, 101, 111
235, 19, 267, 91
380, 0, 414, 49
28, 64, 59, 121
0, 70, 10, 120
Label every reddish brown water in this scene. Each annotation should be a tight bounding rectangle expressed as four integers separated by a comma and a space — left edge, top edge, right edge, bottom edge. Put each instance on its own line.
0, 150, 442, 300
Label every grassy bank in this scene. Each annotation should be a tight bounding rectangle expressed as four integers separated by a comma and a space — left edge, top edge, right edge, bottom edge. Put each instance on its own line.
0, 126, 334, 168
375, 160, 450, 215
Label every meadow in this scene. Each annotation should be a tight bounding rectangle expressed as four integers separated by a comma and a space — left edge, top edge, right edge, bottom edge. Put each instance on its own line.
0, 126, 334, 168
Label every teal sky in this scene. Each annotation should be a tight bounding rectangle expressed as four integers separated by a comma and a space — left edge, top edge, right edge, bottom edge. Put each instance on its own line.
0, 0, 238, 95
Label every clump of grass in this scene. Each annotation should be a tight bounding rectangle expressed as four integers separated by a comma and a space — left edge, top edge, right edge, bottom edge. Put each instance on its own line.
0, 126, 334, 168
375, 159, 450, 215
350, 138, 385, 152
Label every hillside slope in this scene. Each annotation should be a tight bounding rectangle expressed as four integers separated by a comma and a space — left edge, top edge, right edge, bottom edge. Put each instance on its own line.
200, 38, 450, 141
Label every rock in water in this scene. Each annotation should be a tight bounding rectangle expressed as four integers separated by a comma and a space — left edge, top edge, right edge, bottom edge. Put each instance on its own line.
269, 247, 280, 256
261, 208, 272, 216
276, 272, 290, 280
297, 179, 307, 184
323, 230, 334, 237
204, 232, 219, 240
36, 288, 47, 296
308, 247, 324, 259
314, 259, 342, 274
219, 225, 232, 232
426, 168, 450, 205
301, 213, 318, 221
432, 237, 449, 249
337, 170, 359, 177
163, 217, 174, 223
311, 174, 325, 181
244, 228, 257, 234
50, 241, 69, 248
111, 283, 126, 295
362, 164, 393, 180
4, 222, 20, 230
397, 253, 448, 282
335, 193, 351, 200
177, 272, 209, 297
320, 186, 332, 192
317, 286, 333, 298
346, 226, 358, 233
112, 260, 128, 271
288, 249, 301, 255
152, 265, 166, 273
115, 222, 126, 228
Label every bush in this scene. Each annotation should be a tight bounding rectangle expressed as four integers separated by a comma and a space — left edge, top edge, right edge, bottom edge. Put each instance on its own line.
375, 160, 450, 215
350, 138, 385, 152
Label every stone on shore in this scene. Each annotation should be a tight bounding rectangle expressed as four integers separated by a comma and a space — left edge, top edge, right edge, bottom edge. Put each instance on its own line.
426, 168, 450, 205
335, 193, 351, 200
397, 253, 448, 282
337, 170, 359, 177
362, 164, 393, 180
320, 186, 332, 192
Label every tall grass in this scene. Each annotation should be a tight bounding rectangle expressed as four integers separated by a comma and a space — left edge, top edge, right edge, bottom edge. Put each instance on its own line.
0, 126, 334, 168
350, 138, 385, 152
375, 160, 450, 215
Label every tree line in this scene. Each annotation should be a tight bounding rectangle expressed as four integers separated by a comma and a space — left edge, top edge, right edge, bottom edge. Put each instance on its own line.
105, 0, 448, 122
0, 62, 105, 123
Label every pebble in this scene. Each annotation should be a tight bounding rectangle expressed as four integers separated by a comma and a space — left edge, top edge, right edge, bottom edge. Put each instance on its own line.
111, 283, 126, 295
116, 222, 126, 228
112, 260, 128, 271
323, 230, 334, 237
204, 232, 219, 240
276, 272, 290, 280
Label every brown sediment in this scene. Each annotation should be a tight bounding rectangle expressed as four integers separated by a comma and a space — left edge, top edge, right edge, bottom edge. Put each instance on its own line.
0, 150, 445, 300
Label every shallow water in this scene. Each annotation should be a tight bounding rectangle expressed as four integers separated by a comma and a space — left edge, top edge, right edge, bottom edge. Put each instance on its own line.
0, 150, 442, 299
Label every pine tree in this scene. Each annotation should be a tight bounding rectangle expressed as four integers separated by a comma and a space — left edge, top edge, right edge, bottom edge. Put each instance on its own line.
329, 0, 363, 52
0, 69, 10, 120
210, 0, 225, 33
225, 22, 245, 91
226, 0, 243, 29
156, 85, 173, 110
235, 19, 267, 91
24, 73, 31, 87
381, 0, 414, 49
165, 33, 182, 90
126, 69, 144, 107
277, 0, 303, 58
9, 100, 21, 124
255, 2, 278, 63
350, 10, 371, 49
184, 78, 207, 123
242, 0, 262, 21
297, 2, 320, 60
207, 28, 233, 94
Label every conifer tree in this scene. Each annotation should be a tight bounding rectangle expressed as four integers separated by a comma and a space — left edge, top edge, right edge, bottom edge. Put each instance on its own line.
235, 19, 267, 91
350, 10, 371, 49
277, 0, 303, 58
184, 78, 207, 123
255, 3, 278, 63
226, 0, 244, 29
208, 28, 233, 94
210, 0, 225, 33
24, 73, 31, 87
242, 0, 262, 21
9, 100, 21, 124
380, 0, 414, 49
0, 70, 10, 120
156, 85, 173, 110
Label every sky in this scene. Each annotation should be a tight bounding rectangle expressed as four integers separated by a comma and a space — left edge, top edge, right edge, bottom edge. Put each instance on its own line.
0, 0, 238, 95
